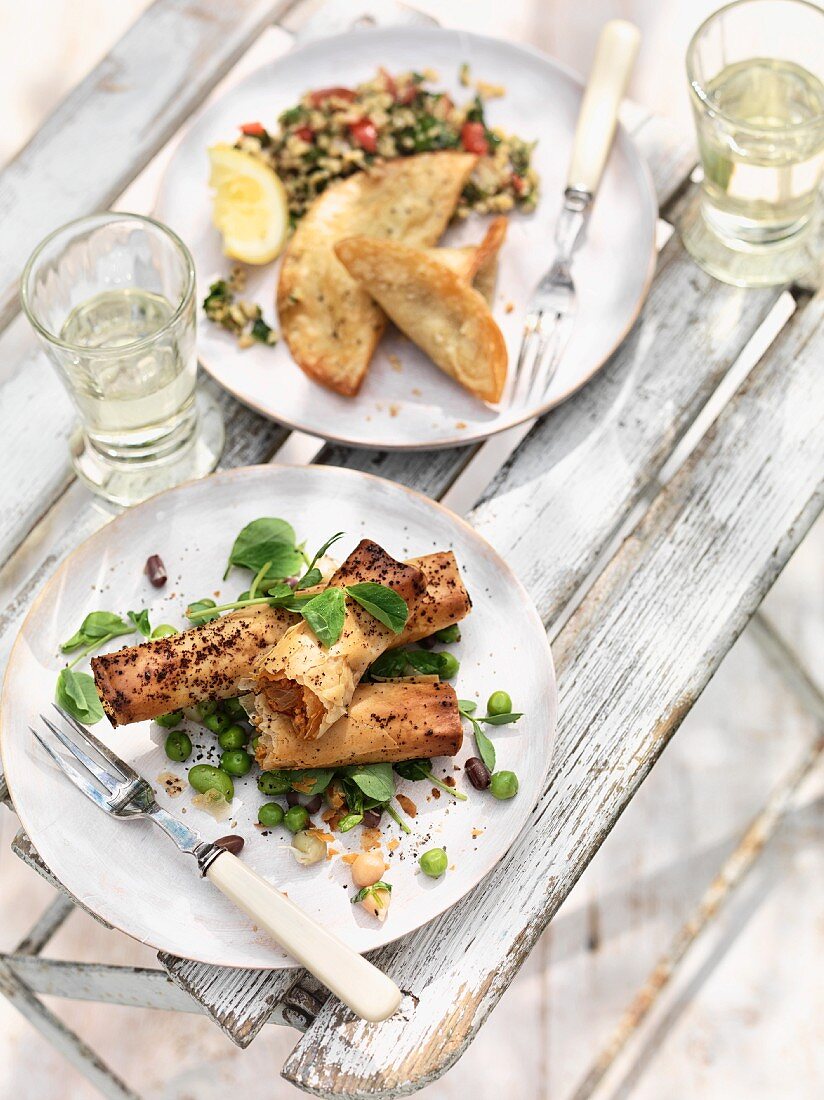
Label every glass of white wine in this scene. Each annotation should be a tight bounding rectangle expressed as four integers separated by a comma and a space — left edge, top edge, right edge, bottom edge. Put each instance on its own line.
684, 0, 824, 286
21, 213, 224, 506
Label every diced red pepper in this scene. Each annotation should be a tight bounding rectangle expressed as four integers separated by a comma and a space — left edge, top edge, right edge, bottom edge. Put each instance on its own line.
379, 67, 398, 99
349, 118, 379, 153
398, 84, 419, 105
511, 173, 526, 195
309, 86, 356, 106
460, 121, 489, 155
294, 125, 314, 143
239, 121, 266, 136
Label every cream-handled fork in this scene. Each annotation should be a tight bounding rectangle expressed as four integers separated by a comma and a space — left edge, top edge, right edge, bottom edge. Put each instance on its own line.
511, 20, 641, 409
32, 706, 401, 1023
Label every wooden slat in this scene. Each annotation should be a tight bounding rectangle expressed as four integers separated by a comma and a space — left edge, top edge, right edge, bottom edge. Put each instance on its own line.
157, 953, 299, 1047
283, 292, 824, 1096
11, 830, 113, 930
0, 0, 291, 337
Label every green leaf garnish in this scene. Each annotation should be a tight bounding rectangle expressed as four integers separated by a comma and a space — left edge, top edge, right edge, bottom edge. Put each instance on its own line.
224, 517, 304, 583
300, 587, 346, 647
458, 699, 478, 715
352, 881, 392, 905
60, 611, 133, 653
479, 712, 523, 726
338, 812, 363, 833
127, 609, 152, 638
285, 768, 335, 795
296, 531, 344, 590
393, 758, 467, 800
472, 722, 496, 772
186, 598, 220, 623
345, 582, 408, 634
343, 762, 395, 803
55, 669, 104, 725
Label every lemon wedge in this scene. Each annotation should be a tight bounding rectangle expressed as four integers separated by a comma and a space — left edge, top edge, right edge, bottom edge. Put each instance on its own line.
208, 144, 288, 265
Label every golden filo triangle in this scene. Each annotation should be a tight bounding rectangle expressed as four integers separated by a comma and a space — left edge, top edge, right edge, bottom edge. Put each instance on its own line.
277, 151, 478, 397
335, 234, 508, 405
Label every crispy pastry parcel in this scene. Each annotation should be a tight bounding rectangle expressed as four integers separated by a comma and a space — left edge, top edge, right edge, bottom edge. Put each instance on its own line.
426, 217, 508, 302
254, 540, 426, 741
277, 152, 477, 396
334, 236, 508, 403
254, 681, 463, 770
92, 551, 470, 727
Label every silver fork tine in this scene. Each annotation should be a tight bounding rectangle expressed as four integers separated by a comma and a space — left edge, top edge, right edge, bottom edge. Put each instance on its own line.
40, 713, 121, 792
53, 704, 140, 782
30, 726, 114, 812
527, 322, 563, 407
512, 315, 541, 406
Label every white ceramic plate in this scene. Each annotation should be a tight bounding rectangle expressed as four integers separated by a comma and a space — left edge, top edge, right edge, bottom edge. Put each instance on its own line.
0, 466, 556, 968
155, 26, 656, 450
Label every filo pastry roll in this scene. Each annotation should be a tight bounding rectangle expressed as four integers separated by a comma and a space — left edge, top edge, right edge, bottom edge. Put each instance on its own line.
92, 550, 471, 727
255, 540, 427, 741
254, 681, 463, 770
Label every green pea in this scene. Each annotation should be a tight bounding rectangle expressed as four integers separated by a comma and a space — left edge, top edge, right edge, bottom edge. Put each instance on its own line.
155, 710, 184, 729
188, 764, 234, 802
220, 749, 252, 777
150, 624, 178, 639
204, 712, 232, 735
218, 724, 248, 751
258, 802, 285, 828
419, 847, 448, 878
487, 691, 513, 716
223, 696, 247, 721
164, 730, 192, 763
489, 770, 519, 800
284, 805, 310, 834
196, 700, 218, 720
437, 652, 460, 680
258, 772, 292, 796
434, 624, 461, 644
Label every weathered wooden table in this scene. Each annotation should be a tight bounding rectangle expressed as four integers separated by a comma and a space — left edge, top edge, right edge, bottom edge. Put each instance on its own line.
0, 2, 822, 1097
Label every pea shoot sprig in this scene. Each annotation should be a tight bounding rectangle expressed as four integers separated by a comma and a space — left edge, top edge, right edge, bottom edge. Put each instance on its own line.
458, 692, 522, 773
189, 528, 410, 647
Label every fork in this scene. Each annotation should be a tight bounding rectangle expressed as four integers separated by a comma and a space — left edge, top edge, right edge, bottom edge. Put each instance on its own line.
32, 707, 402, 1022
511, 20, 640, 410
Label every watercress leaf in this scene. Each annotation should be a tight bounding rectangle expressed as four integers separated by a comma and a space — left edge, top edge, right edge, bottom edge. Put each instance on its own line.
480, 712, 524, 726
404, 650, 443, 676
338, 812, 363, 833
472, 720, 496, 772
55, 669, 104, 725
60, 611, 133, 651
285, 768, 335, 794
59, 629, 88, 653
186, 598, 220, 623
300, 588, 346, 647
345, 582, 408, 634
128, 609, 152, 637
225, 517, 304, 581
343, 762, 395, 803
458, 699, 478, 715
393, 759, 431, 782
342, 781, 364, 815
295, 567, 322, 591
368, 650, 411, 680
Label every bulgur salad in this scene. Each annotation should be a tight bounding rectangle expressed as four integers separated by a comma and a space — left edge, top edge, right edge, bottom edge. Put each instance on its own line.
234, 66, 539, 225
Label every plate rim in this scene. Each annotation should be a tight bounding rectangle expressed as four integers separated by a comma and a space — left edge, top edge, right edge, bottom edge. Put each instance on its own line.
0, 464, 558, 967
155, 24, 658, 451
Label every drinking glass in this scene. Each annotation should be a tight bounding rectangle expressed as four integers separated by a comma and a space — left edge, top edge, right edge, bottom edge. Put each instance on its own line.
684, 0, 824, 286
21, 212, 224, 506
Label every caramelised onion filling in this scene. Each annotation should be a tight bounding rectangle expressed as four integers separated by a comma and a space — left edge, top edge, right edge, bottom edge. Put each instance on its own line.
259, 674, 325, 739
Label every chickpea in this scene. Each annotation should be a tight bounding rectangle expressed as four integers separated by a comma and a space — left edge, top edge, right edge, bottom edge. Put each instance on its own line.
359, 885, 392, 923
351, 851, 385, 889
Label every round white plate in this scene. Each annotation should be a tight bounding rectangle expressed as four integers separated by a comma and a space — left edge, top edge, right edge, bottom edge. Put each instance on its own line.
0, 466, 556, 968
155, 26, 656, 450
